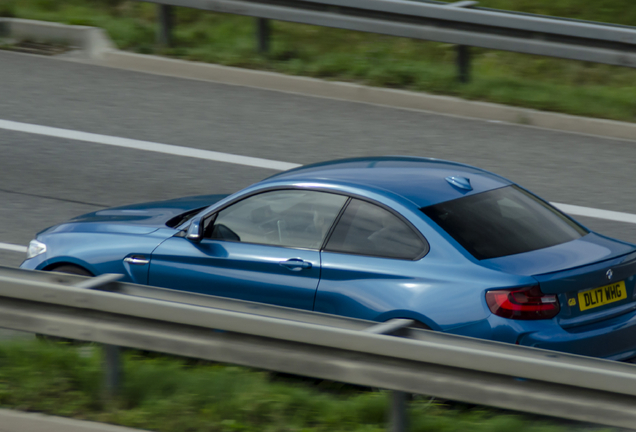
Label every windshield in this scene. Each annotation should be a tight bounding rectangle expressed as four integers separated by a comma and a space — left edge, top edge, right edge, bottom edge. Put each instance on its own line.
421, 186, 588, 260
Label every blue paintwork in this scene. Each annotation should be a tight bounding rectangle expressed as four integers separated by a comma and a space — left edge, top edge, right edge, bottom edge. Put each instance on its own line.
20, 156, 636, 360
263, 157, 511, 208
481, 233, 636, 277
24, 194, 229, 284
148, 237, 321, 309
445, 176, 473, 191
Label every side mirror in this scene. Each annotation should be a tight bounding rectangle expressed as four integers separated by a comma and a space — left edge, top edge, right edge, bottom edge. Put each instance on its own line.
186, 217, 203, 242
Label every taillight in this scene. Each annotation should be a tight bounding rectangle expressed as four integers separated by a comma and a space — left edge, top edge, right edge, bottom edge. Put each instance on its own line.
486, 286, 560, 320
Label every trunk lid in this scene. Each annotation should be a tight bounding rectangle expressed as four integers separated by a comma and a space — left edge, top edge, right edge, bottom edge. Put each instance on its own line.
481, 233, 635, 276
482, 233, 636, 327
535, 251, 636, 328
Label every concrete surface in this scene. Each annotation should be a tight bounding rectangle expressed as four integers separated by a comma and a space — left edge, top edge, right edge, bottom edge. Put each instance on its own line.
0, 409, 148, 432
2, 18, 636, 142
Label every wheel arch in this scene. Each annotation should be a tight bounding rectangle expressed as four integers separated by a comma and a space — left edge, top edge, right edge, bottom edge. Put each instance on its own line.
376, 310, 437, 331
42, 259, 95, 276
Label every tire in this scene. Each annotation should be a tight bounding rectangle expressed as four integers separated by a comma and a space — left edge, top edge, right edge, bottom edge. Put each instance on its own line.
49, 264, 93, 277
409, 321, 431, 330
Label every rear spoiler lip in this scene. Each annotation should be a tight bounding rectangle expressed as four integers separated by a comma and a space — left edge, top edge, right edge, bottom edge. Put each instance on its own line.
534, 249, 636, 281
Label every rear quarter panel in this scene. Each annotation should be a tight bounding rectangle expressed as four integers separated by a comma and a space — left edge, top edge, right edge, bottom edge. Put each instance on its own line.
316, 249, 535, 332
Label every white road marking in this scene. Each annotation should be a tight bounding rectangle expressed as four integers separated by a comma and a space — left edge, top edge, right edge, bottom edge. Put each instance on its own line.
0, 243, 27, 253
1, 118, 636, 258
552, 203, 636, 225
0, 119, 301, 172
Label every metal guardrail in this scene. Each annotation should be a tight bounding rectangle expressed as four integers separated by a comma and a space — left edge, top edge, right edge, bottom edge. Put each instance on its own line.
1, 267, 636, 430
143, 0, 636, 82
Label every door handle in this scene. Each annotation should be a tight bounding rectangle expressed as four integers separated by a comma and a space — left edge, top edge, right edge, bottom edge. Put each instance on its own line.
124, 256, 149, 265
279, 259, 312, 271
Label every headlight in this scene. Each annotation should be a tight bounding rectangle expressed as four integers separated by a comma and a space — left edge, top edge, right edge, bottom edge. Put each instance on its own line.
26, 239, 47, 259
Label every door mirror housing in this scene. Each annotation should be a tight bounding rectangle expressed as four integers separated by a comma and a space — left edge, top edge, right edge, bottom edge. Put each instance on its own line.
186, 217, 203, 242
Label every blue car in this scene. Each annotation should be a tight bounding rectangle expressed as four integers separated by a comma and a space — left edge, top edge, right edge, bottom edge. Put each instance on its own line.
21, 156, 636, 360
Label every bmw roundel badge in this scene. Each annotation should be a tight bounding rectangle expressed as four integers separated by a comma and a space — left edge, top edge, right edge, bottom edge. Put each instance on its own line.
606, 269, 614, 281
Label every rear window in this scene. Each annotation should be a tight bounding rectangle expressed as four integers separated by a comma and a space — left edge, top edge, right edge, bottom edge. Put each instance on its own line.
421, 186, 587, 260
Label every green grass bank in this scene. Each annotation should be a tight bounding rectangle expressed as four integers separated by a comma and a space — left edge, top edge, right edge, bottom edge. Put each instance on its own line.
0, 340, 609, 432
1, 0, 636, 123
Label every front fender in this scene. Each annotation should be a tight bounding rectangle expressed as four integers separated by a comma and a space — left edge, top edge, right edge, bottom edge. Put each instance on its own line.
20, 230, 174, 285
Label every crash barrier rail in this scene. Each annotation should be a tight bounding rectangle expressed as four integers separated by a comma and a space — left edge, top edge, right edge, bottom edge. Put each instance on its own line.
142, 0, 636, 82
1, 267, 636, 431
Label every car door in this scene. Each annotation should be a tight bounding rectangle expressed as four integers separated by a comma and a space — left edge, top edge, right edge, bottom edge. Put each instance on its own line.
148, 189, 348, 309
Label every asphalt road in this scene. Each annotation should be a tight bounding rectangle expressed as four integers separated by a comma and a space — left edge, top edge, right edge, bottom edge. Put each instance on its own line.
1, 48, 636, 432
1, 49, 636, 271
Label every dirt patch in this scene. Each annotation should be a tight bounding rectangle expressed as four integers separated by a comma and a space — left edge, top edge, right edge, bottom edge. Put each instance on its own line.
0, 40, 70, 55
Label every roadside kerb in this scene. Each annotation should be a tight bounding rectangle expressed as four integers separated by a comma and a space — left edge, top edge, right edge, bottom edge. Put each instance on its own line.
2, 18, 635, 141
0, 408, 149, 432
0, 18, 114, 60
95, 50, 636, 142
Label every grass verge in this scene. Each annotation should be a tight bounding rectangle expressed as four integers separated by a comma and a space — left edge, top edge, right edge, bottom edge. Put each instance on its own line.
0, 339, 610, 432
1, 0, 636, 122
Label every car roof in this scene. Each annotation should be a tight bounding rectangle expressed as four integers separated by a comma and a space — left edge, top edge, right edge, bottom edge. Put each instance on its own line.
264, 156, 512, 207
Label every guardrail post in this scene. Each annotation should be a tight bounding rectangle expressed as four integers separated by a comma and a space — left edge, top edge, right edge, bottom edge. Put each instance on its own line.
390, 391, 409, 432
103, 344, 122, 400
256, 18, 270, 53
457, 45, 471, 83
0, 19, 8, 38
446, 1, 477, 83
157, 4, 174, 47
363, 320, 414, 432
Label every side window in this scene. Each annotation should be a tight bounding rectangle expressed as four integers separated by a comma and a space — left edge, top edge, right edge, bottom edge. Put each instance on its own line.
207, 190, 348, 249
324, 199, 427, 260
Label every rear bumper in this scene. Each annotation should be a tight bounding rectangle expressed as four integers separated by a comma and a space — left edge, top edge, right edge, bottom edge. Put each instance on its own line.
516, 308, 636, 361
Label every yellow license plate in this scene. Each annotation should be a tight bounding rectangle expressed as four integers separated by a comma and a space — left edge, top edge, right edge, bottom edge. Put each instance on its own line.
578, 281, 626, 311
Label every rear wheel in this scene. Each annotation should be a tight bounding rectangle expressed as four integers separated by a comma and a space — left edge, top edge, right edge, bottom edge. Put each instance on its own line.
409, 321, 431, 330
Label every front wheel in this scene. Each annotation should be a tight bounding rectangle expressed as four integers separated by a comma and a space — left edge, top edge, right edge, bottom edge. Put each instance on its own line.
48, 264, 93, 277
